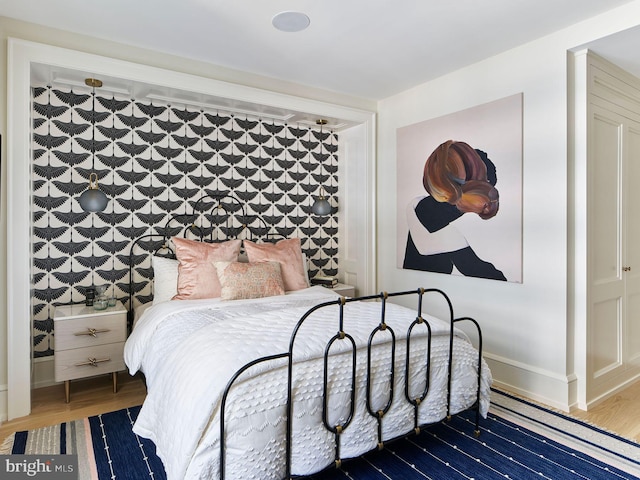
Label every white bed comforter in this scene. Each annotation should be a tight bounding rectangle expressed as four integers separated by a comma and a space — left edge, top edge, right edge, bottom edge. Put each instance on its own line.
124, 286, 492, 480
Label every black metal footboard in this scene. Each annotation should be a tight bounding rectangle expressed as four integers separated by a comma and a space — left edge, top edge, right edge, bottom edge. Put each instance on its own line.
219, 288, 484, 480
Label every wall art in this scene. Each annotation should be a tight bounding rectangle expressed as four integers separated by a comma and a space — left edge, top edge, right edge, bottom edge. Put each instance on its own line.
396, 93, 522, 283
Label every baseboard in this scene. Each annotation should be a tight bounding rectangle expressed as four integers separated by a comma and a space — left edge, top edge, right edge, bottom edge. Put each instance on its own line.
0, 384, 7, 423
32, 357, 56, 389
485, 352, 575, 412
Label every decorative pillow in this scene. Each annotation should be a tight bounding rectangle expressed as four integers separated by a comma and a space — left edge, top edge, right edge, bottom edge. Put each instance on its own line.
213, 261, 285, 301
152, 256, 179, 305
243, 238, 309, 291
172, 237, 242, 300
239, 247, 308, 282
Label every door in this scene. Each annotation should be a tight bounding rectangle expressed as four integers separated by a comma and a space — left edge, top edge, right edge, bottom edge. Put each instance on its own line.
588, 97, 640, 402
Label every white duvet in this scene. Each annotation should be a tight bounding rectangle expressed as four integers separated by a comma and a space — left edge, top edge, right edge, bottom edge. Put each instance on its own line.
124, 286, 492, 480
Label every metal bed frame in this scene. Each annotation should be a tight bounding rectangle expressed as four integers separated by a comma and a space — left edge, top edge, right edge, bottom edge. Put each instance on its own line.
126, 192, 485, 479
219, 288, 484, 480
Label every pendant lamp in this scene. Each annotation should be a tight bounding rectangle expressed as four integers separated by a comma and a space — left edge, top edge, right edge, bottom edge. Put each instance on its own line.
311, 119, 332, 216
311, 188, 332, 215
78, 78, 109, 213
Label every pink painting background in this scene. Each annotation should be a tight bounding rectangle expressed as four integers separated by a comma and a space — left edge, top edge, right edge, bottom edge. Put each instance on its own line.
396, 93, 523, 283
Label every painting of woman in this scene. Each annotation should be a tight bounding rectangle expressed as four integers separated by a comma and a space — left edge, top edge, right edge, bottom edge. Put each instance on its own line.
403, 140, 506, 281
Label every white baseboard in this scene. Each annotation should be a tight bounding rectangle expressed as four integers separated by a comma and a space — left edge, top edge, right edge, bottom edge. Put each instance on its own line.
32, 357, 57, 389
0, 383, 7, 423
485, 352, 576, 412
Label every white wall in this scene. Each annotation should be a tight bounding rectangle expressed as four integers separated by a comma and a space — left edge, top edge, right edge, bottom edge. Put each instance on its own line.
376, 1, 640, 410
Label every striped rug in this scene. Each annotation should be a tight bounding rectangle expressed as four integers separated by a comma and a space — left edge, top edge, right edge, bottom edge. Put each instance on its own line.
310, 391, 640, 479
1, 406, 163, 479
1, 392, 639, 480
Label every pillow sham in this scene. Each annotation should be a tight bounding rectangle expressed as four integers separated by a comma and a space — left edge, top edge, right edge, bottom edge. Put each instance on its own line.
172, 237, 242, 300
213, 261, 285, 301
243, 238, 308, 291
152, 255, 179, 305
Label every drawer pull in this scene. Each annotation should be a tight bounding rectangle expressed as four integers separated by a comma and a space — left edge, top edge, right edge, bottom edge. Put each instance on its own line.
75, 328, 110, 337
75, 357, 111, 367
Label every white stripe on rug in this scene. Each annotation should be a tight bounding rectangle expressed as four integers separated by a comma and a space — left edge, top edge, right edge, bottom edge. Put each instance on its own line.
490, 389, 640, 476
25, 424, 60, 454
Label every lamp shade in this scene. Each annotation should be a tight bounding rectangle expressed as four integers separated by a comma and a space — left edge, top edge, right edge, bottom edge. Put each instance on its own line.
311, 196, 332, 215
78, 173, 109, 212
78, 187, 109, 212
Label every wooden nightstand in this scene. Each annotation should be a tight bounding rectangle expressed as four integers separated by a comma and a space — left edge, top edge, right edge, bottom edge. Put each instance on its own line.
53, 301, 127, 403
327, 283, 356, 297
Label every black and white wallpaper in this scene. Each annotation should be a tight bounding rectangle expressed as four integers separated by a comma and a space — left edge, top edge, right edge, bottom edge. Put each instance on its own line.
31, 85, 339, 358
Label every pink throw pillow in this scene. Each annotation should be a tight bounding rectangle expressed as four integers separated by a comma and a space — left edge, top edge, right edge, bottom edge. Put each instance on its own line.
213, 261, 285, 300
172, 237, 242, 300
244, 238, 308, 291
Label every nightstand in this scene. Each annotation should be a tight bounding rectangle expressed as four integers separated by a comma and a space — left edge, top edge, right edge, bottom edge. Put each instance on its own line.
328, 283, 356, 297
53, 301, 127, 402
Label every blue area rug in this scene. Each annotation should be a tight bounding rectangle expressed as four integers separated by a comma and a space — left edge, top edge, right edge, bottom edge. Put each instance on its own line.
309, 408, 639, 479
2, 393, 639, 479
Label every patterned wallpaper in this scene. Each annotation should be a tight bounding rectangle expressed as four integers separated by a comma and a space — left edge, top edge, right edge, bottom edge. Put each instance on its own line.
31, 85, 339, 358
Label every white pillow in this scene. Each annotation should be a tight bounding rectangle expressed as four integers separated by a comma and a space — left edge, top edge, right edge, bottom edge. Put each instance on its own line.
152, 256, 179, 305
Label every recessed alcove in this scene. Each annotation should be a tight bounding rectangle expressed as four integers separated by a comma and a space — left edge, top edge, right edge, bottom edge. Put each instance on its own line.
6, 38, 376, 420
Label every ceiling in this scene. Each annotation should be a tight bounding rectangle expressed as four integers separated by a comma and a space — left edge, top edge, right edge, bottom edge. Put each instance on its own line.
1, 0, 638, 101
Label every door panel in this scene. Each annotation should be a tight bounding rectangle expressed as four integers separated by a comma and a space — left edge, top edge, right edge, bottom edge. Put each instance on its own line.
588, 105, 625, 394
592, 298, 622, 377
592, 111, 622, 285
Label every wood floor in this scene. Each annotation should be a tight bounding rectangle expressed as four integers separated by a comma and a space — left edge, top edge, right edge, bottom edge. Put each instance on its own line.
570, 380, 640, 442
1, 374, 639, 443
0, 372, 147, 442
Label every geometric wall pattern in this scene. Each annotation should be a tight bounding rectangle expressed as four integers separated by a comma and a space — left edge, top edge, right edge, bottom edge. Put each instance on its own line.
31, 85, 339, 358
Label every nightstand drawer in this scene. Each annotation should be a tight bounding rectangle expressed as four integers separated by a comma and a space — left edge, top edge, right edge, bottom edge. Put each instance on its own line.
55, 342, 126, 382
55, 314, 126, 351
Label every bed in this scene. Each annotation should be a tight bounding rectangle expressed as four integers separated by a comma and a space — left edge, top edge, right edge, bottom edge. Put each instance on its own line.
122, 193, 492, 480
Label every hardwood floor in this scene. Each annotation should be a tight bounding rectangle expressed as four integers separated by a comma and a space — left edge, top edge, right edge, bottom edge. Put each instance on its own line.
570, 380, 640, 442
0, 372, 147, 442
1, 374, 639, 444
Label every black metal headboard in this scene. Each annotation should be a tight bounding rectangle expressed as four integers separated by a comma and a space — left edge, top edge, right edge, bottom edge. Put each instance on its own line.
126, 191, 280, 325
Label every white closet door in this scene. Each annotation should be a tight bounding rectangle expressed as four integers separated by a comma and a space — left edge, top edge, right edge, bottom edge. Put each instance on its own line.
588, 99, 640, 402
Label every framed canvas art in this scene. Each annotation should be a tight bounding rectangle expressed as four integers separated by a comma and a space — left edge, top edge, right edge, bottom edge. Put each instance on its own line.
396, 93, 523, 283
